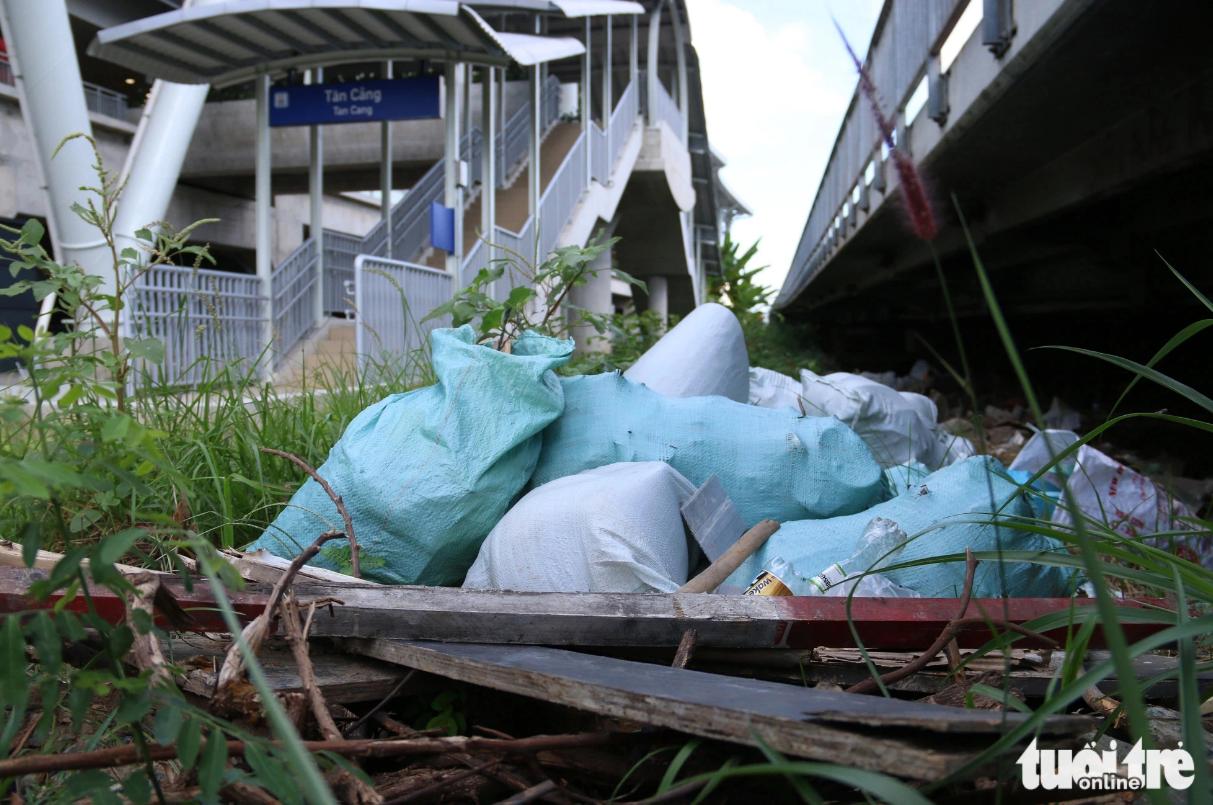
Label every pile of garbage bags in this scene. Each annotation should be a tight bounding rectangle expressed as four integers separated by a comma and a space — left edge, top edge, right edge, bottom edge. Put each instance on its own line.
251, 302, 1204, 595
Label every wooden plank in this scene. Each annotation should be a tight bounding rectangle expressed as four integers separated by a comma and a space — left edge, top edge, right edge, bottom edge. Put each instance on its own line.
336, 638, 1093, 782
170, 636, 429, 704
0, 567, 1178, 650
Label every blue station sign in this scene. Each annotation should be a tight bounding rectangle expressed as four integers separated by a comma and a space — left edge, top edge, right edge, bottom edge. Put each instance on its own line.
269, 76, 440, 127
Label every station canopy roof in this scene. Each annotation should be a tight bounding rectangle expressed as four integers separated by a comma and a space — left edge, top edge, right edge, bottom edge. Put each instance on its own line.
86, 0, 587, 87
469, 1, 644, 16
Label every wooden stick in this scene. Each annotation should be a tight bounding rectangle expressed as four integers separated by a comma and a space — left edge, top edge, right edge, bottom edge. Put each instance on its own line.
281, 592, 383, 805
677, 520, 780, 593
0, 734, 629, 777
847, 550, 978, 694
491, 781, 556, 805
261, 447, 361, 578
122, 572, 179, 695
671, 629, 698, 669
214, 530, 346, 699
342, 670, 417, 737
381, 760, 500, 805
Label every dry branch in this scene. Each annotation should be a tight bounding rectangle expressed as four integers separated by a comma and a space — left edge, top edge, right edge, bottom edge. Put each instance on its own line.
0, 734, 628, 778
122, 572, 179, 694
213, 529, 346, 703
261, 447, 360, 577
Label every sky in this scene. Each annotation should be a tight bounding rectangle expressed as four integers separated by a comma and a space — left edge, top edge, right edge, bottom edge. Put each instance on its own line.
684, 0, 884, 296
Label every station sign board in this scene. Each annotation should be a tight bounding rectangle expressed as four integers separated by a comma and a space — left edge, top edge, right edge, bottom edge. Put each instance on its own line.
269, 76, 440, 127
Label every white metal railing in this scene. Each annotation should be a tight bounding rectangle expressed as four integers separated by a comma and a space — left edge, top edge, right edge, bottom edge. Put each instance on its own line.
652, 78, 684, 144
590, 122, 609, 185
609, 80, 639, 172
83, 81, 128, 120
539, 133, 588, 261
0, 54, 12, 87
132, 264, 265, 386
271, 238, 318, 364
780, 0, 966, 305
354, 254, 452, 372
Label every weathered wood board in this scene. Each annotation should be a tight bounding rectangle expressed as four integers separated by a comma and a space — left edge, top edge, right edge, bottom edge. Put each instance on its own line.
336, 638, 1094, 782
169, 636, 429, 704
0, 567, 1178, 650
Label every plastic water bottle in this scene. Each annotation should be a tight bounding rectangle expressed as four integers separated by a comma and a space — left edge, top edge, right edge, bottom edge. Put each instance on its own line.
743, 555, 804, 597
807, 517, 908, 595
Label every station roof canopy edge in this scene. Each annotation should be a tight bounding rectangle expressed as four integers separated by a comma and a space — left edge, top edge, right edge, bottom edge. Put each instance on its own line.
469, 1, 644, 16
86, 0, 587, 87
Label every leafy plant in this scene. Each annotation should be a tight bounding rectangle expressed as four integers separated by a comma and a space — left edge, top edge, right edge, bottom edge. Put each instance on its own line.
423, 232, 644, 346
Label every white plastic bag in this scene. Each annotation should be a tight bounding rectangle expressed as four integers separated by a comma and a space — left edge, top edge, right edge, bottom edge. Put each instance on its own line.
1054, 445, 1211, 568
748, 367, 801, 410
623, 303, 749, 403
799, 370, 946, 469
463, 462, 696, 593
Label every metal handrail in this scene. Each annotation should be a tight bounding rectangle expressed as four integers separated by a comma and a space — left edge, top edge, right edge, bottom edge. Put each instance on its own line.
354, 254, 452, 375
0, 53, 12, 88
270, 238, 318, 365
82, 80, 128, 120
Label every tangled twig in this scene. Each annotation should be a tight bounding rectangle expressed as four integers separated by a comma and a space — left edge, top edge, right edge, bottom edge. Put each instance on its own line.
845, 549, 1058, 694
261, 447, 360, 578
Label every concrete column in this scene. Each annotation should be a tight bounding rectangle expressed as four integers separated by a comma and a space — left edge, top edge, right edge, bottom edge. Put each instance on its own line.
1, 0, 99, 274
646, 4, 662, 127
568, 241, 613, 352
481, 64, 496, 283
648, 275, 668, 325
380, 60, 393, 258
444, 60, 460, 291
254, 72, 273, 360
309, 67, 325, 326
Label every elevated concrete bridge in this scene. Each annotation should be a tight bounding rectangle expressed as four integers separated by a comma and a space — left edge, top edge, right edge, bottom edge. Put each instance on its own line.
777, 0, 1213, 403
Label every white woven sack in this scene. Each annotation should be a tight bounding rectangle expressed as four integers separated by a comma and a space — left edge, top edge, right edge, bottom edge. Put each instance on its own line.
749, 367, 801, 410
624, 303, 749, 402
463, 462, 697, 593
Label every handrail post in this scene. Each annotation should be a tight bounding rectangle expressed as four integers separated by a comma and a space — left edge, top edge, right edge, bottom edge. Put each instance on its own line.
482, 65, 497, 298
646, 3, 661, 127
309, 66, 325, 328
254, 71, 274, 373
604, 15, 612, 169
381, 60, 393, 259
583, 18, 591, 185
444, 59, 460, 295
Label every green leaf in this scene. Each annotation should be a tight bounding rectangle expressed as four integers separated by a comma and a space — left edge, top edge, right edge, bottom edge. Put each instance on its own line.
109, 624, 135, 662
0, 615, 29, 708
125, 336, 165, 365
101, 414, 133, 442
424, 712, 459, 736
93, 527, 144, 569
56, 611, 86, 642
134, 228, 153, 242
20, 521, 41, 567
657, 739, 701, 794
177, 716, 202, 770
1107, 319, 1213, 418
30, 611, 62, 676
1042, 344, 1213, 416
246, 742, 300, 805
67, 682, 93, 729
122, 769, 152, 805
58, 384, 85, 407
120, 247, 140, 261
505, 285, 533, 310
17, 324, 34, 343
199, 727, 228, 802
21, 218, 45, 245
116, 690, 153, 723
967, 684, 1033, 714
612, 267, 647, 294
154, 700, 184, 745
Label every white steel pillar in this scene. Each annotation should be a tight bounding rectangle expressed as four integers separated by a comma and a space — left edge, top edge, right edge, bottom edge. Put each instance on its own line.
604, 15, 613, 157
380, 60, 393, 258
444, 60, 460, 291
254, 72, 274, 361
630, 14, 638, 89
481, 65, 496, 272
309, 67, 325, 327
646, 3, 662, 127
583, 18, 591, 182
1, 0, 98, 274
671, 0, 689, 142
528, 63, 541, 264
